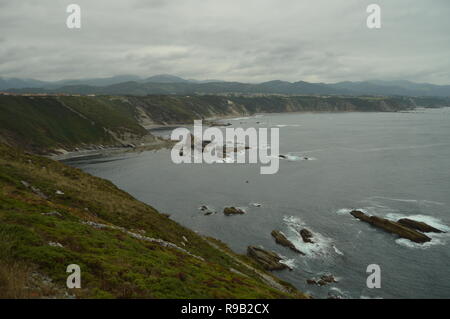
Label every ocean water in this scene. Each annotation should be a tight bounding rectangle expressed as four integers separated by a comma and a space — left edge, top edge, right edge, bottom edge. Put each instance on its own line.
67, 108, 450, 299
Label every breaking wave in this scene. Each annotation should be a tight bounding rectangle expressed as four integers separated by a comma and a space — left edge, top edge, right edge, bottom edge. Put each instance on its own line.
282, 216, 342, 258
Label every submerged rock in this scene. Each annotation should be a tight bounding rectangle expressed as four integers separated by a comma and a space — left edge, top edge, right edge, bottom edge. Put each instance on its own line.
200, 205, 216, 215
397, 218, 444, 233
271, 230, 304, 254
247, 246, 288, 271
223, 207, 245, 216
350, 210, 431, 243
299, 228, 314, 243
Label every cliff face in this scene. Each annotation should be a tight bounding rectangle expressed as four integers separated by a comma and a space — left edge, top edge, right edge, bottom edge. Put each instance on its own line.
0, 94, 416, 153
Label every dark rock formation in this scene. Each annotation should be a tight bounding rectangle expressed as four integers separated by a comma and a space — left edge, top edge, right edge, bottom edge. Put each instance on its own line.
271, 230, 304, 254
200, 205, 215, 216
350, 210, 431, 243
307, 275, 338, 286
223, 207, 245, 216
397, 218, 444, 233
247, 246, 288, 271
299, 228, 314, 243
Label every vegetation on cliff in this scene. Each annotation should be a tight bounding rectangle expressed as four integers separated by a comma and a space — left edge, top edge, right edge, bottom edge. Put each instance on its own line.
0, 143, 305, 298
0, 94, 417, 154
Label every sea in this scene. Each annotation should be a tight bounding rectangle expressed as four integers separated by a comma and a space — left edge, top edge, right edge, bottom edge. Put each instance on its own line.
66, 107, 450, 299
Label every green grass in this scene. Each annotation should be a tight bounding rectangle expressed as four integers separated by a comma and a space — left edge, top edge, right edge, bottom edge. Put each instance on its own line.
58, 96, 148, 136
0, 95, 153, 154
0, 96, 115, 153
0, 143, 305, 299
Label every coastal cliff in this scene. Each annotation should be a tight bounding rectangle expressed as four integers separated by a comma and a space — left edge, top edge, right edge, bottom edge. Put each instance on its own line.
0, 94, 418, 154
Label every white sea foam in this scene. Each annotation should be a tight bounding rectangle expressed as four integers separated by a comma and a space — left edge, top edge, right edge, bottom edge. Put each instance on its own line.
395, 237, 447, 249
335, 207, 369, 215
384, 213, 449, 249
384, 213, 450, 232
278, 154, 317, 161
282, 216, 341, 258
336, 203, 397, 217
324, 287, 353, 299
332, 245, 344, 256
335, 208, 353, 215
279, 258, 296, 269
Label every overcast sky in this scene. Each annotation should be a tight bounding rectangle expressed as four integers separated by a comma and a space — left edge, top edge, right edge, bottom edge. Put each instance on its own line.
0, 0, 449, 84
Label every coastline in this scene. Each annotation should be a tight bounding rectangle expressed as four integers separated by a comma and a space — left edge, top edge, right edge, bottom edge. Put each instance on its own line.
49, 108, 423, 162
48, 139, 175, 161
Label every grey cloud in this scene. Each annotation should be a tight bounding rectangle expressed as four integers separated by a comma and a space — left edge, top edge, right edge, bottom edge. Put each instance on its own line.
0, 0, 449, 84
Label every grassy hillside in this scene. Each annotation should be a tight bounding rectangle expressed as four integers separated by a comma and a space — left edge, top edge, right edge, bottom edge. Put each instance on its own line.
0, 96, 153, 154
0, 143, 305, 298
0, 94, 416, 154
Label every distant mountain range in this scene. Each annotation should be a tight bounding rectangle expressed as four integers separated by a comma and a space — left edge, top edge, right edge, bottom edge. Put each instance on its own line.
2, 74, 450, 97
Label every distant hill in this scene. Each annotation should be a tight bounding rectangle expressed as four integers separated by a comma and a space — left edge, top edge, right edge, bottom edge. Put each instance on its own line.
144, 74, 190, 83
0, 77, 49, 90
2, 75, 450, 97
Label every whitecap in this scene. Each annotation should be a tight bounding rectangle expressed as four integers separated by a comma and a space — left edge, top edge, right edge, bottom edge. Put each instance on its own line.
335, 207, 369, 215
328, 287, 351, 299
332, 245, 344, 256
395, 237, 446, 249
278, 154, 316, 161
279, 258, 296, 269
282, 216, 335, 258
335, 208, 354, 215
